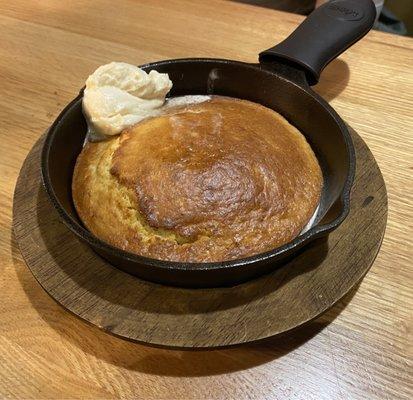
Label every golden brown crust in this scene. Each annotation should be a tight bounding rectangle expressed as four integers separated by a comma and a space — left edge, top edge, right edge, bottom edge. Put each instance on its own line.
72, 97, 322, 262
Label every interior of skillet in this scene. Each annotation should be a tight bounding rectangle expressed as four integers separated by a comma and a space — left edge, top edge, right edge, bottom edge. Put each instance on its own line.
46, 59, 351, 244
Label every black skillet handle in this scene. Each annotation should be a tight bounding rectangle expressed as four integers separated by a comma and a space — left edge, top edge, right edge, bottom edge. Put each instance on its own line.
259, 0, 376, 85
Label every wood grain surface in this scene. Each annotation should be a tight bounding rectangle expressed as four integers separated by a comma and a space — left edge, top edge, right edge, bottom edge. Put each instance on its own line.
1, 0, 412, 398
13, 127, 387, 348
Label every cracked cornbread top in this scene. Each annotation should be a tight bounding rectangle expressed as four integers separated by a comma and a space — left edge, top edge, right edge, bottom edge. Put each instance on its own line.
72, 96, 322, 262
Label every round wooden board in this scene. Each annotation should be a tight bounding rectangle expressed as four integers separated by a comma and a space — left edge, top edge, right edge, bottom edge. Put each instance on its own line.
13, 127, 387, 348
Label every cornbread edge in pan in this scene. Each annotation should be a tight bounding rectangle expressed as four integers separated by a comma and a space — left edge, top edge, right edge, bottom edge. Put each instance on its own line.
72, 97, 322, 262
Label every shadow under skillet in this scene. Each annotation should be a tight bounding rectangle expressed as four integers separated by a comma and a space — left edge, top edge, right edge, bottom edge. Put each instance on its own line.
35, 183, 328, 316
313, 58, 350, 102
12, 230, 357, 378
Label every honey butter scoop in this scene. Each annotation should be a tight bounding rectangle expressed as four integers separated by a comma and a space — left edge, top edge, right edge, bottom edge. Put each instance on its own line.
82, 62, 172, 138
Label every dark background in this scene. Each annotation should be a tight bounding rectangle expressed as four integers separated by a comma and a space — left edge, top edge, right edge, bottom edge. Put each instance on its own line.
234, 0, 413, 36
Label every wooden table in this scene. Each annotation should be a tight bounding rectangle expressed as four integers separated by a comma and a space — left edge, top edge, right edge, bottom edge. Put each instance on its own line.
0, 1, 412, 398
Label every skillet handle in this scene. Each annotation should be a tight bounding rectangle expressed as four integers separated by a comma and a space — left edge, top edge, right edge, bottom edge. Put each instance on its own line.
259, 0, 376, 85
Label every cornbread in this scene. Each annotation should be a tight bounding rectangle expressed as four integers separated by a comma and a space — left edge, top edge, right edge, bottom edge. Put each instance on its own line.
73, 97, 323, 262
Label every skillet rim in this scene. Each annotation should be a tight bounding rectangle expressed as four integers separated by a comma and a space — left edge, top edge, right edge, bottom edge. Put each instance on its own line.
41, 57, 355, 271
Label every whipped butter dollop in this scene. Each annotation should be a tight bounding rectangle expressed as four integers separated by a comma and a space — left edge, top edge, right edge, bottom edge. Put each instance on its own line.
83, 62, 173, 137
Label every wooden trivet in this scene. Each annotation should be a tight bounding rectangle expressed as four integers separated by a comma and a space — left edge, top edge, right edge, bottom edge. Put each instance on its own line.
13, 127, 387, 348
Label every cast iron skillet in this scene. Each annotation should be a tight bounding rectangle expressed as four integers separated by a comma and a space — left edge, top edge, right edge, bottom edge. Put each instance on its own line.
42, 0, 376, 287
